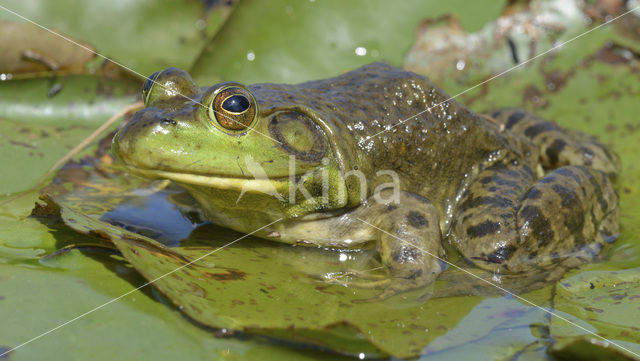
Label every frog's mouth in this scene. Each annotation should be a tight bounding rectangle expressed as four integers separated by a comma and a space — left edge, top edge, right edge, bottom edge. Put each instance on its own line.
126, 167, 290, 194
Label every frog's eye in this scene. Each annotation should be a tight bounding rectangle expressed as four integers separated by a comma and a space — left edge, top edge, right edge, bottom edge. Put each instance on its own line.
210, 86, 256, 131
142, 71, 160, 105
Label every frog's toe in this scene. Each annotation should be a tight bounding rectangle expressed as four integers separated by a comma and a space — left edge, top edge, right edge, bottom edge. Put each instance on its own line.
319, 270, 389, 288
351, 278, 437, 303
333, 268, 388, 280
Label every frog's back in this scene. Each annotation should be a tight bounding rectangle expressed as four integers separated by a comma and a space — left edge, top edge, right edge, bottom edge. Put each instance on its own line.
251, 63, 526, 210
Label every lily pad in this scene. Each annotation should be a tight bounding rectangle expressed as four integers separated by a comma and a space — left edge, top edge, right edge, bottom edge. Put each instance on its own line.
41, 176, 488, 358
549, 336, 640, 361
190, 0, 507, 84
2, 0, 640, 360
0, 0, 236, 75
0, 250, 346, 361
0, 21, 95, 76
551, 269, 640, 348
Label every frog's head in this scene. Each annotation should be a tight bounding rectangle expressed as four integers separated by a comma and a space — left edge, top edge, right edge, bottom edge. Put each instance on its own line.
112, 68, 352, 217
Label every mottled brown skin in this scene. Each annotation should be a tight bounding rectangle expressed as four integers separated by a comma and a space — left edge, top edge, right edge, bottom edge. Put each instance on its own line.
113, 63, 620, 299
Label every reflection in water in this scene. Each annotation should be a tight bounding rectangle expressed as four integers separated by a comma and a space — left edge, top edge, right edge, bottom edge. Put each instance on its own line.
100, 190, 204, 247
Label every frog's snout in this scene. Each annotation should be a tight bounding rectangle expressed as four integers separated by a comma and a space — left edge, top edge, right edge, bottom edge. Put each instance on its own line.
111, 110, 152, 166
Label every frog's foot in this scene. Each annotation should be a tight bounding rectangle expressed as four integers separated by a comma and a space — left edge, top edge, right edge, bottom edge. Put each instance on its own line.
320, 268, 388, 284
322, 275, 438, 303
334, 191, 447, 301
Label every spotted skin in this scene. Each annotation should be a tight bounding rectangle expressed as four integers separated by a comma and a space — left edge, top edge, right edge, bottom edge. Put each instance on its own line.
452, 161, 534, 265
373, 192, 445, 297
115, 64, 621, 299
451, 109, 619, 274
491, 108, 620, 177
272, 190, 446, 300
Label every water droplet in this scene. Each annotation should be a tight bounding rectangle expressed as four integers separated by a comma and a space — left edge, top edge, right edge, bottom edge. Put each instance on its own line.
355, 46, 367, 56
195, 19, 206, 30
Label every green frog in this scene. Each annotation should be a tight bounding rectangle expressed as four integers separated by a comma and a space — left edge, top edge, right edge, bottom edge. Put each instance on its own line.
112, 63, 619, 298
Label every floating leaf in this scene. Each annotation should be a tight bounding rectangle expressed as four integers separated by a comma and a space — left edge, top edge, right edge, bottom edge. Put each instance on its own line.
43, 180, 489, 358
0, 21, 95, 76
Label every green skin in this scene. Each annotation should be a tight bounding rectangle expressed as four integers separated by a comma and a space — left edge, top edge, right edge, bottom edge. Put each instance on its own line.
113, 63, 620, 298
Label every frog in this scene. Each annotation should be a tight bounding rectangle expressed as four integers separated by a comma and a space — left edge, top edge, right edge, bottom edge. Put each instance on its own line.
112, 62, 620, 299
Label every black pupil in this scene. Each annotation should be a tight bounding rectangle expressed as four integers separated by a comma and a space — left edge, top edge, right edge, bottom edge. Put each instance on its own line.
222, 94, 250, 113
143, 71, 159, 93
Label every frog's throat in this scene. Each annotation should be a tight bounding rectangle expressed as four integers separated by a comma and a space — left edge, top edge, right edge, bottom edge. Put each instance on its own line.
127, 167, 289, 193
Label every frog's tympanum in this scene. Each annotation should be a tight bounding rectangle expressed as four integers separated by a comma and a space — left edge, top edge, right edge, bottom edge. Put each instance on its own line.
113, 63, 619, 298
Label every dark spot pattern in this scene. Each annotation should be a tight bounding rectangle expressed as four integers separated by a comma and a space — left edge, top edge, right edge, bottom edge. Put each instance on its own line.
459, 195, 514, 212
555, 167, 582, 184
552, 184, 584, 231
524, 122, 559, 138
406, 192, 431, 203
519, 205, 554, 246
506, 111, 526, 129
480, 176, 493, 184
487, 244, 517, 263
545, 138, 568, 165
407, 211, 428, 228
578, 167, 607, 211
524, 187, 543, 200
551, 184, 578, 207
407, 269, 424, 279
490, 177, 521, 189
466, 220, 501, 238
539, 176, 557, 184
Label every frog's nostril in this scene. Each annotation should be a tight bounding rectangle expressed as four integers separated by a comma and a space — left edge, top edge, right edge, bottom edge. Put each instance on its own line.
161, 118, 177, 126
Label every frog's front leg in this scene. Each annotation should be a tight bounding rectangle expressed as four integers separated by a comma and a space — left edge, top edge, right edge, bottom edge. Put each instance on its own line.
328, 190, 446, 298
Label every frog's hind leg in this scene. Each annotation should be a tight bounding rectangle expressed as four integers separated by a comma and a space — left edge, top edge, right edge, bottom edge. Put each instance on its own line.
450, 161, 535, 268
509, 165, 619, 270
451, 162, 618, 276
489, 108, 620, 177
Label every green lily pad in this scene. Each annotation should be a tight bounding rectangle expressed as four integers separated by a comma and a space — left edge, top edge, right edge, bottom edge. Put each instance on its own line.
0, 0, 236, 76
0, 249, 348, 361
41, 177, 488, 358
0, 21, 95, 75
2, 0, 640, 360
549, 336, 640, 361
551, 269, 640, 349
190, 0, 507, 84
